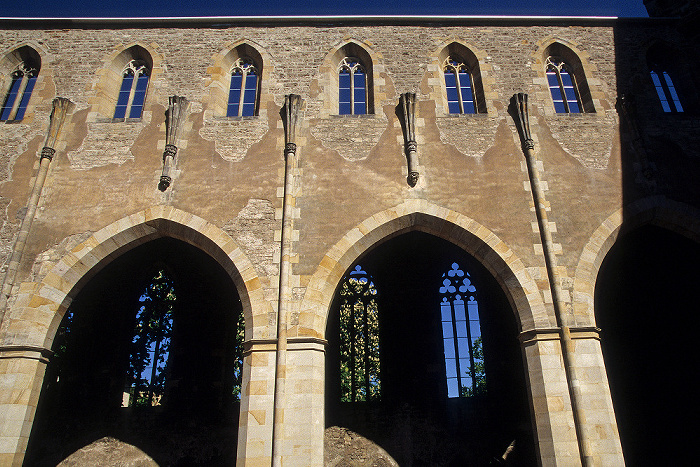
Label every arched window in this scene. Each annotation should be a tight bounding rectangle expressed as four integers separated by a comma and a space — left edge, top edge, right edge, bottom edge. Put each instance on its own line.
125, 269, 175, 407
114, 59, 150, 119
439, 262, 485, 398
338, 265, 380, 401
338, 57, 367, 115
546, 57, 582, 114
1, 61, 38, 122
647, 45, 686, 114
227, 57, 259, 117
444, 56, 476, 114
650, 68, 683, 113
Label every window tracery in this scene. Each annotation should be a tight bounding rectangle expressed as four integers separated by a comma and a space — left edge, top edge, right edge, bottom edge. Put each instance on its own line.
338, 57, 367, 115
546, 56, 582, 114
1, 61, 38, 122
114, 60, 150, 119
227, 57, 259, 117
443, 56, 476, 114
338, 265, 380, 402
439, 262, 485, 398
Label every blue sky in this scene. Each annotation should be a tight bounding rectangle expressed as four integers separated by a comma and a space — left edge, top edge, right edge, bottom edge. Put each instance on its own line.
4, 0, 649, 18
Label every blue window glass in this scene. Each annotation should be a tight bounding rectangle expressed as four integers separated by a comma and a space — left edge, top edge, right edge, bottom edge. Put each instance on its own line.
129, 73, 149, 118
227, 58, 259, 117
338, 57, 368, 115
444, 57, 477, 114
439, 262, 485, 398
1, 64, 38, 122
546, 58, 582, 114
650, 69, 683, 113
113, 61, 149, 119
0, 74, 22, 121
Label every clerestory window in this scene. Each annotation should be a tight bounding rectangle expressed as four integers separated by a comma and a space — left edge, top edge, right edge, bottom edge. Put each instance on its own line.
114, 60, 150, 119
546, 57, 582, 114
1, 62, 38, 122
338, 265, 381, 402
439, 262, 485, 398
444, 56, 476, 114
227, 58, 259, 117
649, 66, 684, 113
339, 57, 367, 115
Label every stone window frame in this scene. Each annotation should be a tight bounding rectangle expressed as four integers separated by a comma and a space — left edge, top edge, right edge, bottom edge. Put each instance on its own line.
227, 57, 260, 117
427, 40, 495, 117
440, 43, 487, 115
205, 41, 269, 120
338, 56, 368, 115
533, 39, 601, 117
0, 45, 42, 123
88, 43, 162, 122
318, 40, 379, 118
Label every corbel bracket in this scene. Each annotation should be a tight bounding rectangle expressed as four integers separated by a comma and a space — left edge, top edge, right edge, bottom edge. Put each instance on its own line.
159, 95, 188, 191
399, 92, 419, 186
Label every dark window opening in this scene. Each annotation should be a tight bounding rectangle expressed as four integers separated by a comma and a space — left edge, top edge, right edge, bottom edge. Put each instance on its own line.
1, 62, 38, 122
546, 56, 582, 113
339, 57, 367, 115
227, 57, 259, 117
114, 60, 150, 119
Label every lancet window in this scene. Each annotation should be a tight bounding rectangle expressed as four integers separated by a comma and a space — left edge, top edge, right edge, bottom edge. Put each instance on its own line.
444, 56, 476, 114
1, 62, 38, 121
439, 262, 485, 398
546, 57, 582, 114
339, 57, 367, 115
338, 265, 381, 402
227, 57, 259, 117
114, 60, 150, 119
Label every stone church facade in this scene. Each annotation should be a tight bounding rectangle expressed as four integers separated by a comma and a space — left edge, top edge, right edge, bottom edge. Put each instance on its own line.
0, 8, 698, 467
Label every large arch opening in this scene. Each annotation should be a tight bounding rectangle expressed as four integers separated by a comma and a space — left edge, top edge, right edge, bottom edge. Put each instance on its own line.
24, 237, 243, 466
595, 225, 700, 466
325, 231, 535, 465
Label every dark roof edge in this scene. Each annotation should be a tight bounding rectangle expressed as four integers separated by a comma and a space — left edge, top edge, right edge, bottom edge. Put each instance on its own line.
0, 15, 670, 29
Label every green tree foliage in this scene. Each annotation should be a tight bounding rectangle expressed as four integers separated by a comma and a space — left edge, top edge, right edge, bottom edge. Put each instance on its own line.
460, 337, 487, 397
127, 270, 175, 407
339, 266, 381, 402
232, 310, 245, 401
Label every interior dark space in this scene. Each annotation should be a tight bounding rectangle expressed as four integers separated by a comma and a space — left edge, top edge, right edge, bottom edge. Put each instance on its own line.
325, 231, 536, 466
24, 237, 243, 466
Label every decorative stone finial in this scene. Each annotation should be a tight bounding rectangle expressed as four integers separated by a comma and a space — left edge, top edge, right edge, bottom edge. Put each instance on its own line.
159, 96, 189, 191
283, 94, 302, 158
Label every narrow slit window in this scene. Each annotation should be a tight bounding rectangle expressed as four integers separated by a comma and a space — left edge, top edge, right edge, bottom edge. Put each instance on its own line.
227, 58, 259, 117
444, 57, 476, 114
113, 60, 150, 119
546, 57, 582, 114
1, 63, 38, 122
338, 57, 367, 115
338, 265, 380, 402
439, 262, 485, 398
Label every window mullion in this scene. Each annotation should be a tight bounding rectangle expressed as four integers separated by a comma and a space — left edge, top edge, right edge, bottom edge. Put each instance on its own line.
349, 68, 355, 115
454, 68, 464, 114
7, 74, 28, 121
124, 72, 137, 119
450, 299, 462, 393
557, 70, 570, 113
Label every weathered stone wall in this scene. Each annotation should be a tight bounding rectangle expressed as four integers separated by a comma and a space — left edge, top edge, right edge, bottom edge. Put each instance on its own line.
0, 17, 698, 466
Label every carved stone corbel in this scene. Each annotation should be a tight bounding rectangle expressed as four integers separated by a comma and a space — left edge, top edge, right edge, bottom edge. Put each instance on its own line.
511, 92, 534, 152
399, 92, 419, 186
159, 96, 188, 191
283, 94, 302, 157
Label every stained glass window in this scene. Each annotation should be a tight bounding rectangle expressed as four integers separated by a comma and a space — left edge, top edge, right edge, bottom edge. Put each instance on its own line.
546, 57, 582, 114
338, 265, 380, 402
439, 262, 485, 398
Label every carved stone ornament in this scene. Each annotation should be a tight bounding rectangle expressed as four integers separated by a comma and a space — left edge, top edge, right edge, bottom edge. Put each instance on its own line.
40, 147, 55, 161
399, 92, 419, 187
283, 94, 302, 158
159, 96, 189, 191
510, 93, 534, 151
